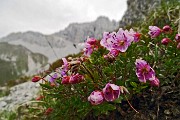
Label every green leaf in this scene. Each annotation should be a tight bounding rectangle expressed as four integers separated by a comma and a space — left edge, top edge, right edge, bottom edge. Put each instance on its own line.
92, 103, 116, 116
114, 96, 123, 103
40, 83, 52, 89
130, 82, 138, 88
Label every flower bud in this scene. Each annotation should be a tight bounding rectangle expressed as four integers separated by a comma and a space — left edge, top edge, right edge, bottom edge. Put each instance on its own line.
69, 73, 84, 84
109, 49, 119, 57
148, 26, 161, 38
134, 32, 141, 42
120, 86, 130, 94
44, 108, 53, 115
175, 34, 180, 43
129, 28, 141, 42
32, 76, 41, 82
61, 76, 70, 84
150, 77, 160, 87
50, 82, 56, 87
86, 37, 97, 45
103, 54, 115, 63
36, 95, 44, 101
161, 38, 171, 45
177, 42, 180, 49
162, 25, 172, 33
88, 91, 104, 105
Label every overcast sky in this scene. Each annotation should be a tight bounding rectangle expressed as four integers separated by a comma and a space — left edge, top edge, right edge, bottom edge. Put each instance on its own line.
0, 0, 127, 38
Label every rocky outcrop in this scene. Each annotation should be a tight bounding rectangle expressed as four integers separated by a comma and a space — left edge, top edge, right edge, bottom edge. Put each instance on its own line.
0, 81, 40, 111
0, 31, 66, 48
119, 0, 162, 27
0, 42, 48, 84
53, 16, 119, 43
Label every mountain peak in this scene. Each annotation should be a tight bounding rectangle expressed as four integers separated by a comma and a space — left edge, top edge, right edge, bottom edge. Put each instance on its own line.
53, 16, 119, 43
96, 16, 110, 21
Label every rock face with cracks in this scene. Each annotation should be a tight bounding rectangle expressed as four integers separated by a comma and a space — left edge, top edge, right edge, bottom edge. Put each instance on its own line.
119, 0, 161, 27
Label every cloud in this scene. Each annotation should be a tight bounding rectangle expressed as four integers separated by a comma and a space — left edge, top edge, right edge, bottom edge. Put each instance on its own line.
0, 0, 127, 38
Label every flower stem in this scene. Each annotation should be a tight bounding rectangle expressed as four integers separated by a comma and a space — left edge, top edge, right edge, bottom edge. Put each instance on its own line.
81, 63, 95, 83
124, 95, 139, 113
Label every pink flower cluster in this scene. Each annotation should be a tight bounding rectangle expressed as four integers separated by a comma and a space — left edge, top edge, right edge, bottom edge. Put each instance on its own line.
148, 25, 180, 49
60, 58, 84, 84
61, 73, 84, 84
135, 59, 159, 87
32, 56, 86, 86
83, 37, 98, 57
100, 28, 140, 55
83, 28, 140, 60
88, 83, 121, 105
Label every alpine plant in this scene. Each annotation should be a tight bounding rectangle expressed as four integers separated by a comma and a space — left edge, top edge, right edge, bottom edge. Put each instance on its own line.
135, 59, 159, 86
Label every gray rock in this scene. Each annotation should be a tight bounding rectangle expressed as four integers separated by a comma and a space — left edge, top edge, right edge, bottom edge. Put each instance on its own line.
0, 81, 40, 111
53, 16, 119, 43
119, 0, 162, 27
0, 101, 7, 108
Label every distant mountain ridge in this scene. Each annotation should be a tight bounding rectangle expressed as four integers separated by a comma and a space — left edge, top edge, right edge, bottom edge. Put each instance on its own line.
0, 16, 119, 62
0, 31, 66, 48
0, 42, 48, 84
53, 16, 119, 43
0, 16, 119, 83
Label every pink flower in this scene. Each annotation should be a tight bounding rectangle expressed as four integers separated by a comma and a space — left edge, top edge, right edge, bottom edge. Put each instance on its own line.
49, 73, 59, 83
148, 26, 161, 38
162, 25, 172, 33
129, 28, 141, 42
69, 73, 84, 84
83, 37, 98, 57
83, 44, 93, 57
88, 91, 104, 105
100, 32, 116, 51
175, 34, 180, 43
177, 42, 180, 49
103, 49, 119, 61
161, 38, 171, 45
112, 28, 132, 52
100, 28, 137, 52
102, 83, 120, 102
149, 77, 160, 87
135, 59, 155, 83
61, 76, 70, 84
61, 58, 69, 76
108, 49, 120, 57
86, 37, 97, 45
